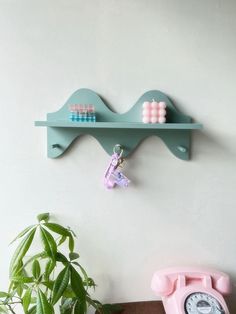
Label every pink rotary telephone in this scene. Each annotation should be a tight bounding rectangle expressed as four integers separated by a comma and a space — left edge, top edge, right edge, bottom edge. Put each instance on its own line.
151, 267, 231, 314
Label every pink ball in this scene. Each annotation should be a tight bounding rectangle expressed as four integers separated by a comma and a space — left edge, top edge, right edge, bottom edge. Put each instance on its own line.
151, 117, 158, 124
151, 109, 158, 117
142, 116, 150, 123
158, 101, 166, 109
143, 101, 150, 109
142, 108, 150, 117
151, 101, 158, 109
158, 117, 166, 123
158, 109, 166, 117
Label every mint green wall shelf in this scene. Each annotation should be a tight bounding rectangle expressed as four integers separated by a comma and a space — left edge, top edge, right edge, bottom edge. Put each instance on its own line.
35, 89, 203, 160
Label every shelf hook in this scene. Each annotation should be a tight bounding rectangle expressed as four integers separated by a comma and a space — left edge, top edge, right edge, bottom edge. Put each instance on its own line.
177, 146, 187, 153
113, 144, 123, 155
51, 144, 60, 149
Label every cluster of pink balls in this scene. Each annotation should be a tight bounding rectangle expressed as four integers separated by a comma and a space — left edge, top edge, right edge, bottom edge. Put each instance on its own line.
142, 100, 167, 124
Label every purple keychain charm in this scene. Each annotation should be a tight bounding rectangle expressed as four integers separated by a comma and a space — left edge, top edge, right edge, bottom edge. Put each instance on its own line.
104, 145, 130, 189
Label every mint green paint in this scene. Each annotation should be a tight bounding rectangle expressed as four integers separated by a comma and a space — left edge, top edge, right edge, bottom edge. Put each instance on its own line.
35, 121, 202, 129
35, 89, 203, 160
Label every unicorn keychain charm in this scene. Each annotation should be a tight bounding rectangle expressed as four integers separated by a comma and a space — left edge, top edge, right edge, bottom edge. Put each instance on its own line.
103, 145, 130, 189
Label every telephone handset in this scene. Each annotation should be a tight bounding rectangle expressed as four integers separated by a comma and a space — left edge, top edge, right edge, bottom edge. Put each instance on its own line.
151, 267, 231, 314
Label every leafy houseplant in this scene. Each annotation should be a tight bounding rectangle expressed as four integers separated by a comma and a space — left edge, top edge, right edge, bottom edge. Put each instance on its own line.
0, 213, 121, 314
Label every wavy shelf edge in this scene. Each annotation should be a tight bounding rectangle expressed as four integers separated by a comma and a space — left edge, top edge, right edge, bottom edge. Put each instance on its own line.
35, 121, 203, 130
35, 89, 203, 160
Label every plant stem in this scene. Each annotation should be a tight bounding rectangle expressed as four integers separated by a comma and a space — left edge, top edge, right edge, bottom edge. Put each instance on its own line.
6, 304, 17, 314
0, 301, 21, 305
0, 301, 22, 305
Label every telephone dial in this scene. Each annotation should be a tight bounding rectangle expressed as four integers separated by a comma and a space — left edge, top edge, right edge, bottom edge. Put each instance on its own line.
151, 267, 231, 314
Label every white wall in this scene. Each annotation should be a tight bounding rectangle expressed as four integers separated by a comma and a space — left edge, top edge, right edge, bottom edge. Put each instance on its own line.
0, 0, 236, 311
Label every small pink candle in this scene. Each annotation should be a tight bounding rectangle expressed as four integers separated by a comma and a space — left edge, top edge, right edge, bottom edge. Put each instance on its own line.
151, 109, 158, 117
159, 101, 166, 109
142, 108, 150, 117
151, 101, 159, 109
151, 117, 158, 123
158, 108, 166, 117
143, 101, 151, 109
142, 116, 150, 123
158, 117, 166, 123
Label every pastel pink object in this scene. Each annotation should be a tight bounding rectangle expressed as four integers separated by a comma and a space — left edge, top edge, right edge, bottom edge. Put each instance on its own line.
158, 117, 166, 123
142, 108, 151, 117
142, 101, 167, 124
142, 117, 150, 123
150, 109, 158, 116
159, 101, 167, 109
151, 117, 158, 124
158, 108, 166, 117
143, 101, 151, 109
151, 101, 159, 109
151, 267, 231, 314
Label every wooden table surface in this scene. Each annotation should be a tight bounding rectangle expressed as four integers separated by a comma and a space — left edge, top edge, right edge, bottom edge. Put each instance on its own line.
96, 301, 165, 314
97, 297, 235, 313
115, 301, 165, 313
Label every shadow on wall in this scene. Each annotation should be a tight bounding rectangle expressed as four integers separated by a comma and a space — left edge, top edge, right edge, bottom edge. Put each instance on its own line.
194, 130, 236, 312
192, 126, 236, 161
227, 290, 236, 312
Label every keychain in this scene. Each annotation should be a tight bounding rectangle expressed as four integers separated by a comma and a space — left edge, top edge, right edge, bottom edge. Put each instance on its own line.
103, 145, 130, 189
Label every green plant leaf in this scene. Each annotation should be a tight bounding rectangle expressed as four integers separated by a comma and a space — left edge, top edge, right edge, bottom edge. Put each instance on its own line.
10, 225, 36, 245
61, 306, 74, 314
69, 253, 79, 261
85, 277, 96, 289
62, 286, 76, 298
11, 260, 25, 278
31, 297, 37, 304
0, 292, 8, 298
22, 288, 32, 312
40, 227, 57, 260
86, 296, 101, 311
72, 262, 93, 289
16, 284, 23, 297
36, 288, 54, 314
28, 305, 37, 314
44, 223, 71, 237
70, 266, 86, 302
56, 252, 68, 264
68, 228, 77, 238
10, 228, 36, 276
71, 262, 88, 279
37, 213, 50, 223
41, 281, 54, 290
52, 265, 70, 305
44, 259, 56, 280
0, 305, 8, 313
60, 298, 74, 314
69, 235, 74, 252
58, 235, 67, 246
73, 300, 87, 314
32, 259, 41, 279
101, 304, 123, 314
11, 276, 34, 283
23, 252, 47, 269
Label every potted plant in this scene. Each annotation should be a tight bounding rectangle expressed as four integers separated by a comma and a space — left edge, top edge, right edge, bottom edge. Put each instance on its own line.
0, 213, 122, 314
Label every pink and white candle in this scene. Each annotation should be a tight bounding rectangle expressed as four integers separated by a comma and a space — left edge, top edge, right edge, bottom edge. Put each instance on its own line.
142, 100, 167, 123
